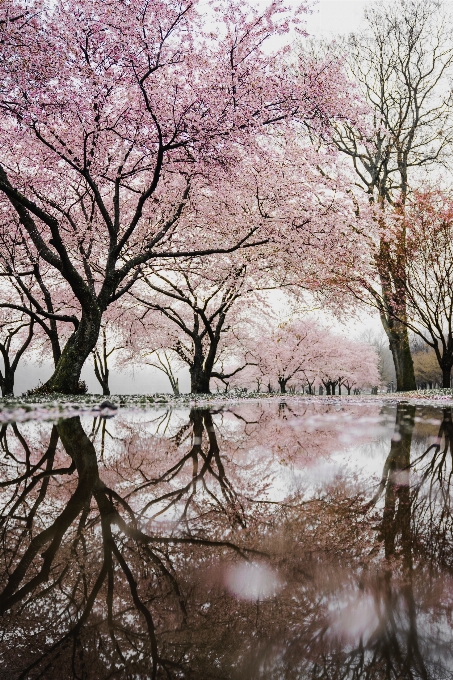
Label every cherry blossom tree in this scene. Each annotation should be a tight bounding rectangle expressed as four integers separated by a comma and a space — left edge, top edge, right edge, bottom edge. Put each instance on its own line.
317, 337, 380, 396
230, 316, 381, 395
120, 125, 370, 395
245, 317, 327, 394
0, 0, 360, 394
337, 341, 381, 395
126, 255, 266, 393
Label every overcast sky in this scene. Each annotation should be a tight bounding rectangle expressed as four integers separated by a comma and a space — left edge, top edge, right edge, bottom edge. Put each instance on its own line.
304, 0, 368, 36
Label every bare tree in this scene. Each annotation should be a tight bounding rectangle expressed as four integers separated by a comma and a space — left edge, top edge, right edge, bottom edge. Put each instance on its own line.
328, 0, 453, 390
385, 192, 453, 387
0, 315, 34, 396
92, 325, 124, 396
142, 350, 181, 396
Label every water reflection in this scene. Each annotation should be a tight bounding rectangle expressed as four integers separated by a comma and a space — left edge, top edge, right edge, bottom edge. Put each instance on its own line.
0, 402, 452, 678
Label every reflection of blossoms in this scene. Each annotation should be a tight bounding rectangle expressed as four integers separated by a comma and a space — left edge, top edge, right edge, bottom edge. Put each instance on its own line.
0, 403, 452, 677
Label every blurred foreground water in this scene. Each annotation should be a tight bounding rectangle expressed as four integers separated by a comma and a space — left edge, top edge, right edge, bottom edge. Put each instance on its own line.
1, 400, 453, 679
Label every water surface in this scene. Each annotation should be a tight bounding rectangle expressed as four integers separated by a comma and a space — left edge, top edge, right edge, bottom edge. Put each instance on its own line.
0, 400, 452, 679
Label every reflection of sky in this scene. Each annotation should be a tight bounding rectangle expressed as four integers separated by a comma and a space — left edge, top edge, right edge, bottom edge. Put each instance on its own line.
86, 403, 449, 510
263, 407, 396, 499
9, 401, 446, 523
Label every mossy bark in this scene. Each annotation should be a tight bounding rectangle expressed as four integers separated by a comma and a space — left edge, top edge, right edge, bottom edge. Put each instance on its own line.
36, 308, 102, 394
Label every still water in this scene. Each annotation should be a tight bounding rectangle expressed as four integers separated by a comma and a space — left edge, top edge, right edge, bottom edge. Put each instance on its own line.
0, 399, 452, 679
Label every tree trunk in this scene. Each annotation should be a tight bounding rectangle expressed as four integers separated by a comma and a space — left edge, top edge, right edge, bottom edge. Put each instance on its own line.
387, 326, 416, 392
379, 310, 415, 391
93, 360, 110, 395
49, 322, 62, 367
379, 297, 416, 392
278, 377, 287, 393
442, 366, 452, 389
37, 308, 102, 394
190, 361, 210, 394
0, 369, 14, 397
189, 336, 222, 394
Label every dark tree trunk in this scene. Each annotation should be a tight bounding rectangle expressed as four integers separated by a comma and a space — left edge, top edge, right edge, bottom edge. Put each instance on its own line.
278, 377, 287, 393
332, 383, 336, 395
376, 230, 416, 393
37, 308, 102, 394
347, 386, 351, 395
442, 366, 452, 389
190, 361, 211, 394
48, 320, 62, 367
387, 326, 416, 391
0, 369, 14, 397
380, 404, 415, 560
93, 353, 110, 395
189, 336, 222, 394
380, 309, 416, 392
0, 320, 35, 396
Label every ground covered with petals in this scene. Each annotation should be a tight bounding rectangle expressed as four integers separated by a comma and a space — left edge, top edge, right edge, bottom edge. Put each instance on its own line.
0, 388, 452, 423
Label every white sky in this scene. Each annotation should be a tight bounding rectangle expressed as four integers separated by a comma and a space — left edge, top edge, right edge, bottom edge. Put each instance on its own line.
304, 0, 369, 37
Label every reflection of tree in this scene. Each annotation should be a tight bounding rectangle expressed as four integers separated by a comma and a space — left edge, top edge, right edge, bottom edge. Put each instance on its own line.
367, 403, 415, 560
411, 407, 453, 569
1, 403, 453, 678
132, 410, 247, 530
276, 403, 450, 680
327, 403, 451, 680
0, 413, 259, 678
359, 404, 429, 679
